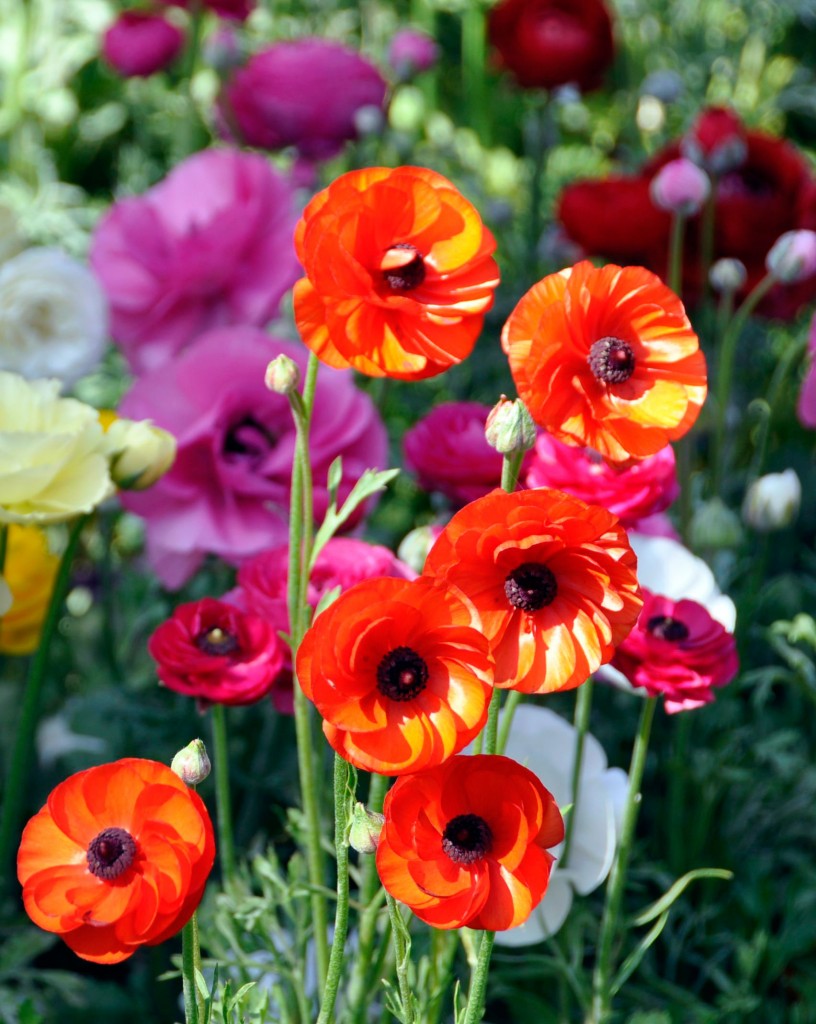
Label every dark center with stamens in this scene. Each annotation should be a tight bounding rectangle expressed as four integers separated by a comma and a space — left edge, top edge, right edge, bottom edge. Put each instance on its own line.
442, 814, 493, 865
87, 827, 137, 880
382, 243, 426, 291
223, 416, 277, 466
376, 646, 428, 702
505, 562, 558, 612
588, 336, 636, 384
195, 626, 240, 656
646, 615, 689, 642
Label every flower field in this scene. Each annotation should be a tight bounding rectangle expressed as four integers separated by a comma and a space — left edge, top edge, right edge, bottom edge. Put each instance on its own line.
2, 0, 816, 1022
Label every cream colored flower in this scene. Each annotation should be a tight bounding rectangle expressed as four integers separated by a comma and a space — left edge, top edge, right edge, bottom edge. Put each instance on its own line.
0, 372, 114, 524
105, 417, 176, 491
0, 247, 108, 386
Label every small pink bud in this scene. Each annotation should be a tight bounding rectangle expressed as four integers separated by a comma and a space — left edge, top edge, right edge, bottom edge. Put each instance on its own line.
649, 158, 711, 217
388, 29, 439, 81
102, 11, 185, 79
765, 230, 816, 284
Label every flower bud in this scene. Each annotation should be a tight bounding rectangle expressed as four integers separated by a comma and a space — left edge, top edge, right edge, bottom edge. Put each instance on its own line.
688, 497, 743, 550
765, 230, 816, 284
742, 470, 801, 532
709, 257, 747, 294
265, 355, 301, 395
649, 158, 710, 217
106, 418, 177, 490
171, 739, 211, 786
348, 801, 385, 854
485, 396, 536, 455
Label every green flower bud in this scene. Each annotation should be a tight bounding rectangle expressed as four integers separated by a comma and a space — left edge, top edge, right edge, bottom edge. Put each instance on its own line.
348, 801, 385, 855
171, 739, 211, 786
264, 355, 301, 395
485, 396, 536, 455
688, 497, 743, 550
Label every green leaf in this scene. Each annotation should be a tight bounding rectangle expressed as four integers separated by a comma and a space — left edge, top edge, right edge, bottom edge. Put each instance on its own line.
311, 467, 400, 564
327, 456, 343, 502
611, 910, 671, 996
631, 867, 733, 926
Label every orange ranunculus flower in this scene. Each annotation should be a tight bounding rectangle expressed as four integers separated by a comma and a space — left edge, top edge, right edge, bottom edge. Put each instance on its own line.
293, 166, 500, 380
376, 754, 564, 930
502, 260, 707, 462
0, 524, 59, 655
17, 758, 215, 964
295, 576, 493, 775
422, 488, 642, 694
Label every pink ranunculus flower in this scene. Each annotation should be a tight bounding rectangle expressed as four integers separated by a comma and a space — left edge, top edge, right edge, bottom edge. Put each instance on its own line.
102, 11, 185, 78
403, 402, 505, 506
160, 0, 254, 22
523, 433, 679, 526
610, 590, 739, 713
388, 28, 439, 79
148, 598, 285, 706
119, 327, 388, 588
220, 39, 387, 161
798, 313, 816, 429
90, 148, 300, 373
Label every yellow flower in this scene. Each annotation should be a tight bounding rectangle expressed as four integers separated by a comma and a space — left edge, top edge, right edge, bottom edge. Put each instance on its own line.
105, 418, 176, 491
0, 524, 59, 655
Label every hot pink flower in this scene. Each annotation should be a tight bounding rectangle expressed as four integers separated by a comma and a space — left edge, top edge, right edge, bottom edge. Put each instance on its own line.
221, 40, 387, 161
102, 12, 185, 78
119, 328, 387, 588
610, 591, 738, 713
388, 29, 439, 79
90, 148, 300, 372
523, 434, 679, 526
403, 402, 505, 506
148, 598, 286, 706
798, 312, 816, 429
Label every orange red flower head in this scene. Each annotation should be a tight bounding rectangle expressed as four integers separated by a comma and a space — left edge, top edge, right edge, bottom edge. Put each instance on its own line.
293, 166, 500, 380
502, 260, 707, 462
17, 758, 215, 963
296, 576, 493, 775
376, 754, 564, 930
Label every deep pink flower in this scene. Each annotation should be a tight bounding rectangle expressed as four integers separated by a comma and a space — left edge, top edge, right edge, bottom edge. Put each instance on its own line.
220, 40, 387, 161
681, 106, 747, 174
90, 148, 300, 372
160, 0, 254, 22
610, 591, 738, 713
798, 313, 816, 429
119, 328, 387, 588
388, 29, 439, 78
403, 402, 505, 506
148, 598, 285, 706
523, 434, 679, 526
102, 12, 185, 78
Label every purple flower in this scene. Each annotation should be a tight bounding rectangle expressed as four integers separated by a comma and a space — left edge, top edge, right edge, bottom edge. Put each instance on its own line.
102, 11, 185, 78
90, 148, 300, 373
220, 39, 387, 161
388, 29, 439, 79
119, 327, 388, 588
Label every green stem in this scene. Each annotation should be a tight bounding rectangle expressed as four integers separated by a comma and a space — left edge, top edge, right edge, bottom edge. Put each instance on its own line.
181, 911, 202, 1024
427, 929, 460, 1024
180, 2, 206, 156
0, 513, 89, 884
523, 96, 552, 277
667, 712, 691, 875
386, 893, 417, 1024
667, 214, 685, 296
483, 688, 502, 756
0, 523, 8, 577
590, 697, 657, 1024
500, 449, 524, 494
461, 5, 488, 144
317, 755, 352, 1024
561, 679, 593, 869
699, 184, 717, 303
210, 703, 236, 885
496, 689, 522, 755
462, 930, 496, 1024
748, 334, 809, 483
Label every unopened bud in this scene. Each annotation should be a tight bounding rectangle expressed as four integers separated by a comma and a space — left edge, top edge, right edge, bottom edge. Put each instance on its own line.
348, 801, 385, 854
106, 418, 176, 490
397, 523, 443, 574
766, 230, 816, 284
265, 355, 301, 395
742, 470, 801, 532
709, 258, 747, 294
171, 739, 211, 786
688, 497, 743, 550
650, 158, 710, 217
485, 396, 536, 455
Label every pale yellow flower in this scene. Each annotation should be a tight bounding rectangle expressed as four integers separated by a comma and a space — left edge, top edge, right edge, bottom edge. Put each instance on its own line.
105, 417, 176, 491
0, 524, 59, 654
0, 372, 114, 524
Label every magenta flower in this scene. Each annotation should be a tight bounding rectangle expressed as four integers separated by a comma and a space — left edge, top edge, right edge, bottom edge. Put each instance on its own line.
798, 312, 816, 429
523, 433, 679, 527
119, 327, 387, 588
403, 402, 505, 506
388, 28, 439, 79
220, 39, 387, 160
148, 598, 286, 706
102, 12, 185, 78
90, 148, 300, 372
610, 591, 739, 713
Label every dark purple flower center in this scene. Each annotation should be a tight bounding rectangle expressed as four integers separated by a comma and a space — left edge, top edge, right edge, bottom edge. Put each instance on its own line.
442, 814, 493, 865
195, 626, 241, 656
588, 336, 636, 384
376, 646, 428, 702
382, 243, 426, 291
505, 562, 558, 612
223, 416, 277, 466
87, 827, 137, 880
646, 615, 689, 642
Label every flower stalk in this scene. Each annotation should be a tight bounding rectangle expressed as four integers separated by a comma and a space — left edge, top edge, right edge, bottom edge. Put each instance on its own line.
561, 679, 594, 869
209, 703, 237, 886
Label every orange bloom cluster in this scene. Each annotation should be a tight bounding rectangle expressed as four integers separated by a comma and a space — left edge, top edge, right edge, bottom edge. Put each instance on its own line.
502, 260, 707, 462
376, 755, 564, 930
423, 488, 642, 694
17, 759, 215, 963
293, 166, 499, 380
296, 576, 493, 775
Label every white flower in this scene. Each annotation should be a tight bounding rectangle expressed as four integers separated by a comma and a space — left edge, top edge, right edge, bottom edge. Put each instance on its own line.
494, 705, 627, 946
0, 372, 114, 524
742, 470, 801, 532
0, 247, 108, 386
0, 577, 11, 616
36, 714, 107, 767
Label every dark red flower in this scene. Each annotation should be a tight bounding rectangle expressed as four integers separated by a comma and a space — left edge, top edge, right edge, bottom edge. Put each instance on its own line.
488, 0, 615, 92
